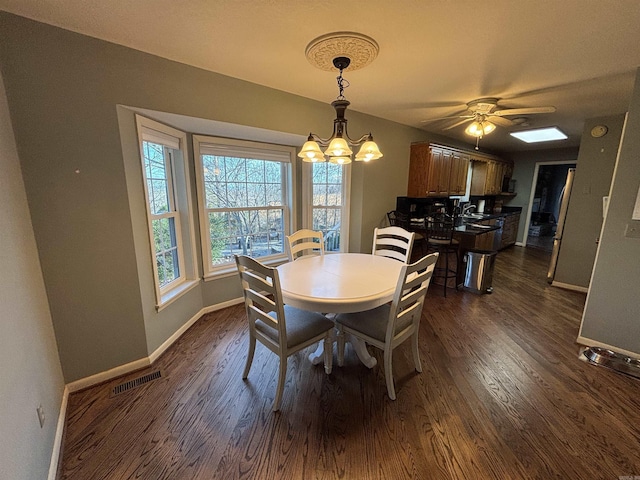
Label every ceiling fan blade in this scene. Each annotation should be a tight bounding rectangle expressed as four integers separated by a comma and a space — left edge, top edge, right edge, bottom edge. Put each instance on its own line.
442, 117, 473, 130
490, 116, 514, 127
422, 114, 474, 123
493, 106, 556, 116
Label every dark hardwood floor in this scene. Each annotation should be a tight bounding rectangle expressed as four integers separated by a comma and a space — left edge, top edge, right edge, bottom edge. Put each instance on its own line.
59, 247, 640, 479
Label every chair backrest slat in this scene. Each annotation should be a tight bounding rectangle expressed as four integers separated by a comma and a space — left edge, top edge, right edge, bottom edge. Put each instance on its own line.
372, 226, 415, 264
285, 229, 325, 261
235, 255, 286, 339
387, 252, 438, 341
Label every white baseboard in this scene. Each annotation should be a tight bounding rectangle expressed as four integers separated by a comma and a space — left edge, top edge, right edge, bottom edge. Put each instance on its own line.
48, 386, 69, 480
148, 297, 244, 363
67, 297, 245, 392
576, 336, 640, 360
66, 357, 151, 393
54, 297, 245, 477
515, 241, 525, 247
551, 281, 589, 293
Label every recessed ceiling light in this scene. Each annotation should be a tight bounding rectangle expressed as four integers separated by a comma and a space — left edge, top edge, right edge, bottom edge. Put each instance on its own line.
510, 127, 568, 143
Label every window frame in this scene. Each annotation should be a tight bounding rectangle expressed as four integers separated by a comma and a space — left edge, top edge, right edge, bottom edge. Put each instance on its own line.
302, 161, 351, 253
136, 115, 199, 309
193, 135, 296, 279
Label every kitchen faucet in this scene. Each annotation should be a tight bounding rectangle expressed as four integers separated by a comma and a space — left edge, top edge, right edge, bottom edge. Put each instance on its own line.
462, 204, 476, 215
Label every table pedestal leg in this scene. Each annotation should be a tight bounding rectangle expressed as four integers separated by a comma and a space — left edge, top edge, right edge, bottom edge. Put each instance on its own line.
347, 335, 377, 368
308, 334, 377, 368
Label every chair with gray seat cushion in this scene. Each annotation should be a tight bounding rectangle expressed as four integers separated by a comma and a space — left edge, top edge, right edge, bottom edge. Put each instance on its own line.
235, 255, 334, 411
335, 252, 439, 400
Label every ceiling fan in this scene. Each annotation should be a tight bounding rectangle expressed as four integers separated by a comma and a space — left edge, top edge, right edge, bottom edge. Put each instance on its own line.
431, 97, 556, 132
425, 97, 556, 149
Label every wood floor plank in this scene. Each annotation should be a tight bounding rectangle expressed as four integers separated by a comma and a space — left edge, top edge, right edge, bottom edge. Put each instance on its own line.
58, 246, 640, 479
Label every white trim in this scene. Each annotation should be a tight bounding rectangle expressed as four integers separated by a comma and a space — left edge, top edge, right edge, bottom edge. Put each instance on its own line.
193, 135, 296, 276
515, 241, 525, 247
522, 160, 577, 247
156, 278, 199, 312
576, 337, 640, 361
65, 298, 245, 392
47, 386, 69, 480
66, 358, 151, 393
135, 115, 198, 307
49, 298, 242, 479
550, 281, 589, 293
148, 297, 244, 363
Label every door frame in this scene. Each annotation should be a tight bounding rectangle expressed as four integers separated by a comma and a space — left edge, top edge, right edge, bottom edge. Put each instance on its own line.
522, 160, 577, 247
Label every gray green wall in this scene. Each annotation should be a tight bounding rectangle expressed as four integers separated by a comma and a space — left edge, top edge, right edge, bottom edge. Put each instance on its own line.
579, 68, 640, 355
554, 114, 625, 288
0, 71, 64, 480
0, 12, 433, 383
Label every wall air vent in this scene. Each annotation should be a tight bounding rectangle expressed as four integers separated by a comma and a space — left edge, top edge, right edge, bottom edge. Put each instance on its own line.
111, 370, 162, 397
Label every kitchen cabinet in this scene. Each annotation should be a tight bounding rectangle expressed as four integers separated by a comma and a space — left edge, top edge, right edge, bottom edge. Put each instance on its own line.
500, 212, 520, 249
449, 151, 470, 195
408, 143, 470, 197
470, 158, 513, 196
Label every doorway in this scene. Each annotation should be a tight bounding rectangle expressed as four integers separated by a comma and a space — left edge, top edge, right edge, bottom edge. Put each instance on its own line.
523, 161, 577, 252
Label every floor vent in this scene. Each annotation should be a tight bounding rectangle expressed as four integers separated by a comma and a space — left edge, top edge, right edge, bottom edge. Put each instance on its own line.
111, 370, 162, 397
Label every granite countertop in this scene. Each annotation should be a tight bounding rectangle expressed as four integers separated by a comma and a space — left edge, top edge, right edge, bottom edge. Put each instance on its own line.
454, 223, 501, 235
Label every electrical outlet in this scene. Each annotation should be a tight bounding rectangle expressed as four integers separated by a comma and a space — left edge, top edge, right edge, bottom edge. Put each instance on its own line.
36, 405, 45, 428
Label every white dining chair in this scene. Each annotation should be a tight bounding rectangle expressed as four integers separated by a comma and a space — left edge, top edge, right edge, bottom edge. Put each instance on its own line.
285, 229, 325, 262
372, 226, 416, 263
235, 255, 334, 411
335, 252, 439, 400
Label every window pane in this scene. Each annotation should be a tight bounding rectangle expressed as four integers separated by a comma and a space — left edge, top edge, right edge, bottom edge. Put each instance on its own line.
152, 217, 180, 285
246, 159, 264, 183
326, 162, 342, 184
226, 182, 248, 207
208, 208, 285, 265
313, 184, 327, 206
314, 208, 341, 252
224, 157, 246, 182
326, 183, 342, 206
248, 184, 266, 207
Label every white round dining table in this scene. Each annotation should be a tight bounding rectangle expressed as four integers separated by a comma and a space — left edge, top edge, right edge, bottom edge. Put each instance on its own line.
276, 253, 404, 368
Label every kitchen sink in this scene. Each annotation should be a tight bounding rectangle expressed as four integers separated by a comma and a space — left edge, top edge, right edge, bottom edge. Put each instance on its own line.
462, 213, 487, 219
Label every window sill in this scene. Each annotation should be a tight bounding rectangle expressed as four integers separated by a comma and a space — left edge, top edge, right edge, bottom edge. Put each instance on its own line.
156, 279, 200, 312
203, 255, 289, 281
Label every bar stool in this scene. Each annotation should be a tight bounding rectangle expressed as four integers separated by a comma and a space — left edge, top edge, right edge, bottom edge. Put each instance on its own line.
425, 215, 460, 297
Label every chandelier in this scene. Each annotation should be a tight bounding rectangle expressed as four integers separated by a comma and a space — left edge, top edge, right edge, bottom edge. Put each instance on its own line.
298, 33, 383, 165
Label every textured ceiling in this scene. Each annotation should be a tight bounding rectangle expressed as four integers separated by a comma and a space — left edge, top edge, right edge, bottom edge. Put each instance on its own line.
2, 0, 640, 153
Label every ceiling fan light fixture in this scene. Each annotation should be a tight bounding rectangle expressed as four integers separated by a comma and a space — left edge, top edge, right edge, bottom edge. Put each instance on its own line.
465, 120, 495, 137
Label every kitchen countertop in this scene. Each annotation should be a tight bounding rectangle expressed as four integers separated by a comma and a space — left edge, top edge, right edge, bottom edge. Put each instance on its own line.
454, 223, 501, 236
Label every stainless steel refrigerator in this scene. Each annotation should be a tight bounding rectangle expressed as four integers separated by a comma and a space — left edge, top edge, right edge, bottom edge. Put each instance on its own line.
547, 168, 576, 282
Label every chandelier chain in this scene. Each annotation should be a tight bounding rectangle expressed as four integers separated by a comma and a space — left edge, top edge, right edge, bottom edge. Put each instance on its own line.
336, 69, 350, 100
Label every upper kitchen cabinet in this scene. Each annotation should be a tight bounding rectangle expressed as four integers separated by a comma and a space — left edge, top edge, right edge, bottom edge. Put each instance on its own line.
408, 143, 470, 197
469, 155, 514, 196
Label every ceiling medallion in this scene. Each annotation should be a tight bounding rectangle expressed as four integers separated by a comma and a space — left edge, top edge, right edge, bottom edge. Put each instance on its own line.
305, 32, 379, 71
